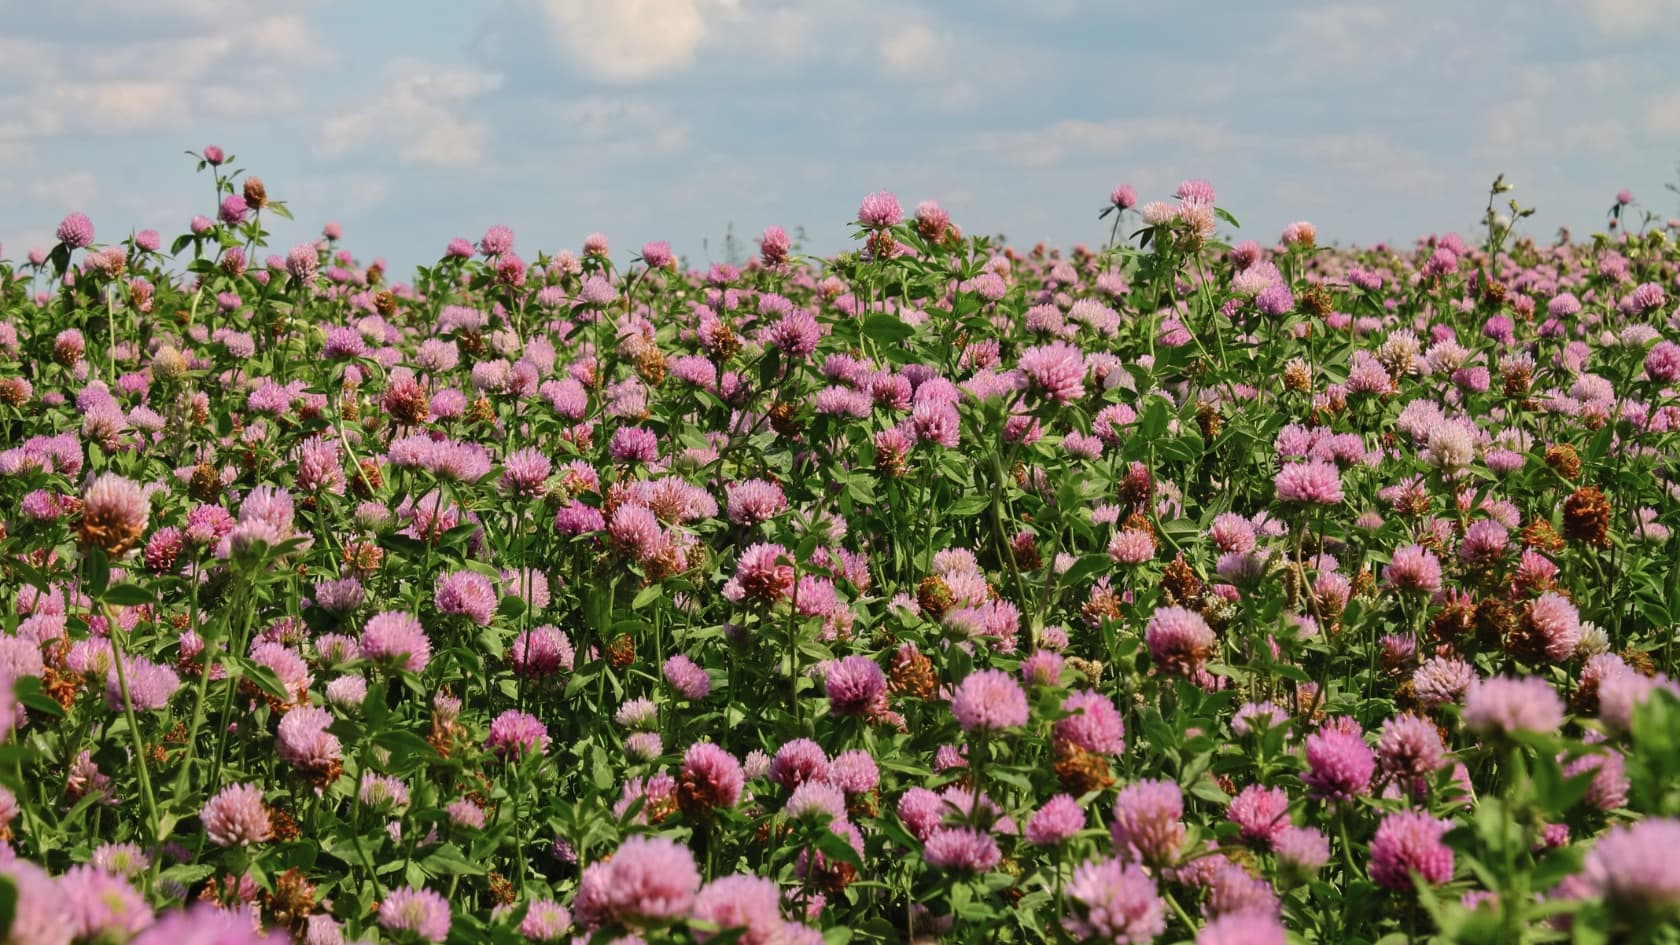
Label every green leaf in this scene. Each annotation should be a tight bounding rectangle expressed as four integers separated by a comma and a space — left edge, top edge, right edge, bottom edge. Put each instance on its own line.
631, 584, 664, 609
860, 314, 915, 345
102, 583, 155, 607
0, 873, 14, 943
420, 843, 485, 876
948, 493, 989, 517
1060, 555, 1112, 587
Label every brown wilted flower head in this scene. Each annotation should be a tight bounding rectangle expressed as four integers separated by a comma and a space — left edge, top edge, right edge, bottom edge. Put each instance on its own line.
1544, 444, 1580, 480
1283, 358, 1312, 393
1161, 554, 1204, 608
917, 575, 955, 620
606, 633, 636, 670
768, 401, 801, 438
242, 176, 268, 209
888, 642, 935, 699
1053, 742, 1116, 796
1299, 283, 1333, 318
1562, 486, 1611, 547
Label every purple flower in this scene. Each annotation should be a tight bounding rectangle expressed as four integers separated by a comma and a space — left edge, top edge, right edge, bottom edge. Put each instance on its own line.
286, 243, 318, 283
1375, 713, 1445, 790
725, 478, 788, 526
486, 709, 550, 760
1273, 826, 1330, 873
1462, 675, 1565, 737
1054, 690, 1125, 755
663, 654, 712, 699
60, 865, 152, 940
951, 668, 1029, 733
1386, 544, 1443, 593
573, 835, 700, 930
825, 655, 887, 717
857, 191, 903, 228
1110, 780, 1185, 866
1017, 342, 1087, 404
771, 739, 831, 790
131, 906, 286, 945
691, 874, 782, 945
1227, 784, 1290, 843
679, 742, 745, 815
518, 900, 572, 942
57, 212, 95, 248
1062, 857, 1166, 944
1144, 606, 1216, 678
1274, 460, 1342, 505
379, 887, 451, 944
276, 705, 342, 771
923, 826, 1002, 873
640, 240, 673, 269
1302, 720, 1374, 800
435, 569, 498, 626
1369, 810, 1455, 891
1583, 818, 1680, 916
1197, 911, 1285, 945
1025, 794, 1086, 847
202, 782, 272, 846
360, 611, 432, 673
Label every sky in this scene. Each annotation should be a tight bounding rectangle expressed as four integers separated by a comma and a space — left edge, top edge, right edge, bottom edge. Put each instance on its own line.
2, 0, 1679, 276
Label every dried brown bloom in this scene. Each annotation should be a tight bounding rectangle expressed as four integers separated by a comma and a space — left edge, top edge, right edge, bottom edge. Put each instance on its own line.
242, 176, 268, 209
606, 633, 636, 670
916, 576, 955, 620
1053, 742, 1116, 796
888, 645, 936, 700
1544, 444, 1580, 480
1161, 554, 1204, 608
1562, 486, 1611, 547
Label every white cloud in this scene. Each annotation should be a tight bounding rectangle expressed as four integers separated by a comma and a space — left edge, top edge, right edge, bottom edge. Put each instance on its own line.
29, 171, 99, 211
880, 23, 938, 75
0, 14, 330, 142
1584, 0, 1680, 32
1648, 92, 1680, 136
321, 61, 503, 167
538, 0, 715, 82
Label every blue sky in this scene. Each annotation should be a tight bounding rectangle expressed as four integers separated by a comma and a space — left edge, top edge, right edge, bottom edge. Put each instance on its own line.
3, 0, 1679, 275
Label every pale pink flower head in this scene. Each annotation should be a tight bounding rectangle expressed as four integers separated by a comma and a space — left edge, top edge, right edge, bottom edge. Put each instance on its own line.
1302, 720, 1374, 800
201, 782, 272, 847
1227, 784, 1290, 843
57, 212, 95, 248
1062, 857, 1166, 943
825, 655, 887, 717
1385, 544, 1443, 594
1109, 779, 1185, 866
1369, 810, 1454, 891
1054, 690, 1125, 755
679, 741, 745, 814
690, 874, 782, 945
486, 709, 550, 760
1017, 341, 1087, 404
379, 887, 451, 944
1582, 817, 1680, 918
857, 191, 903, 228
1025, 794, 1086, 847
1462, 675, 1565, 737
950, 668, 1029, 733
573, 835, 700, 930
1274, 460, 1342, 505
